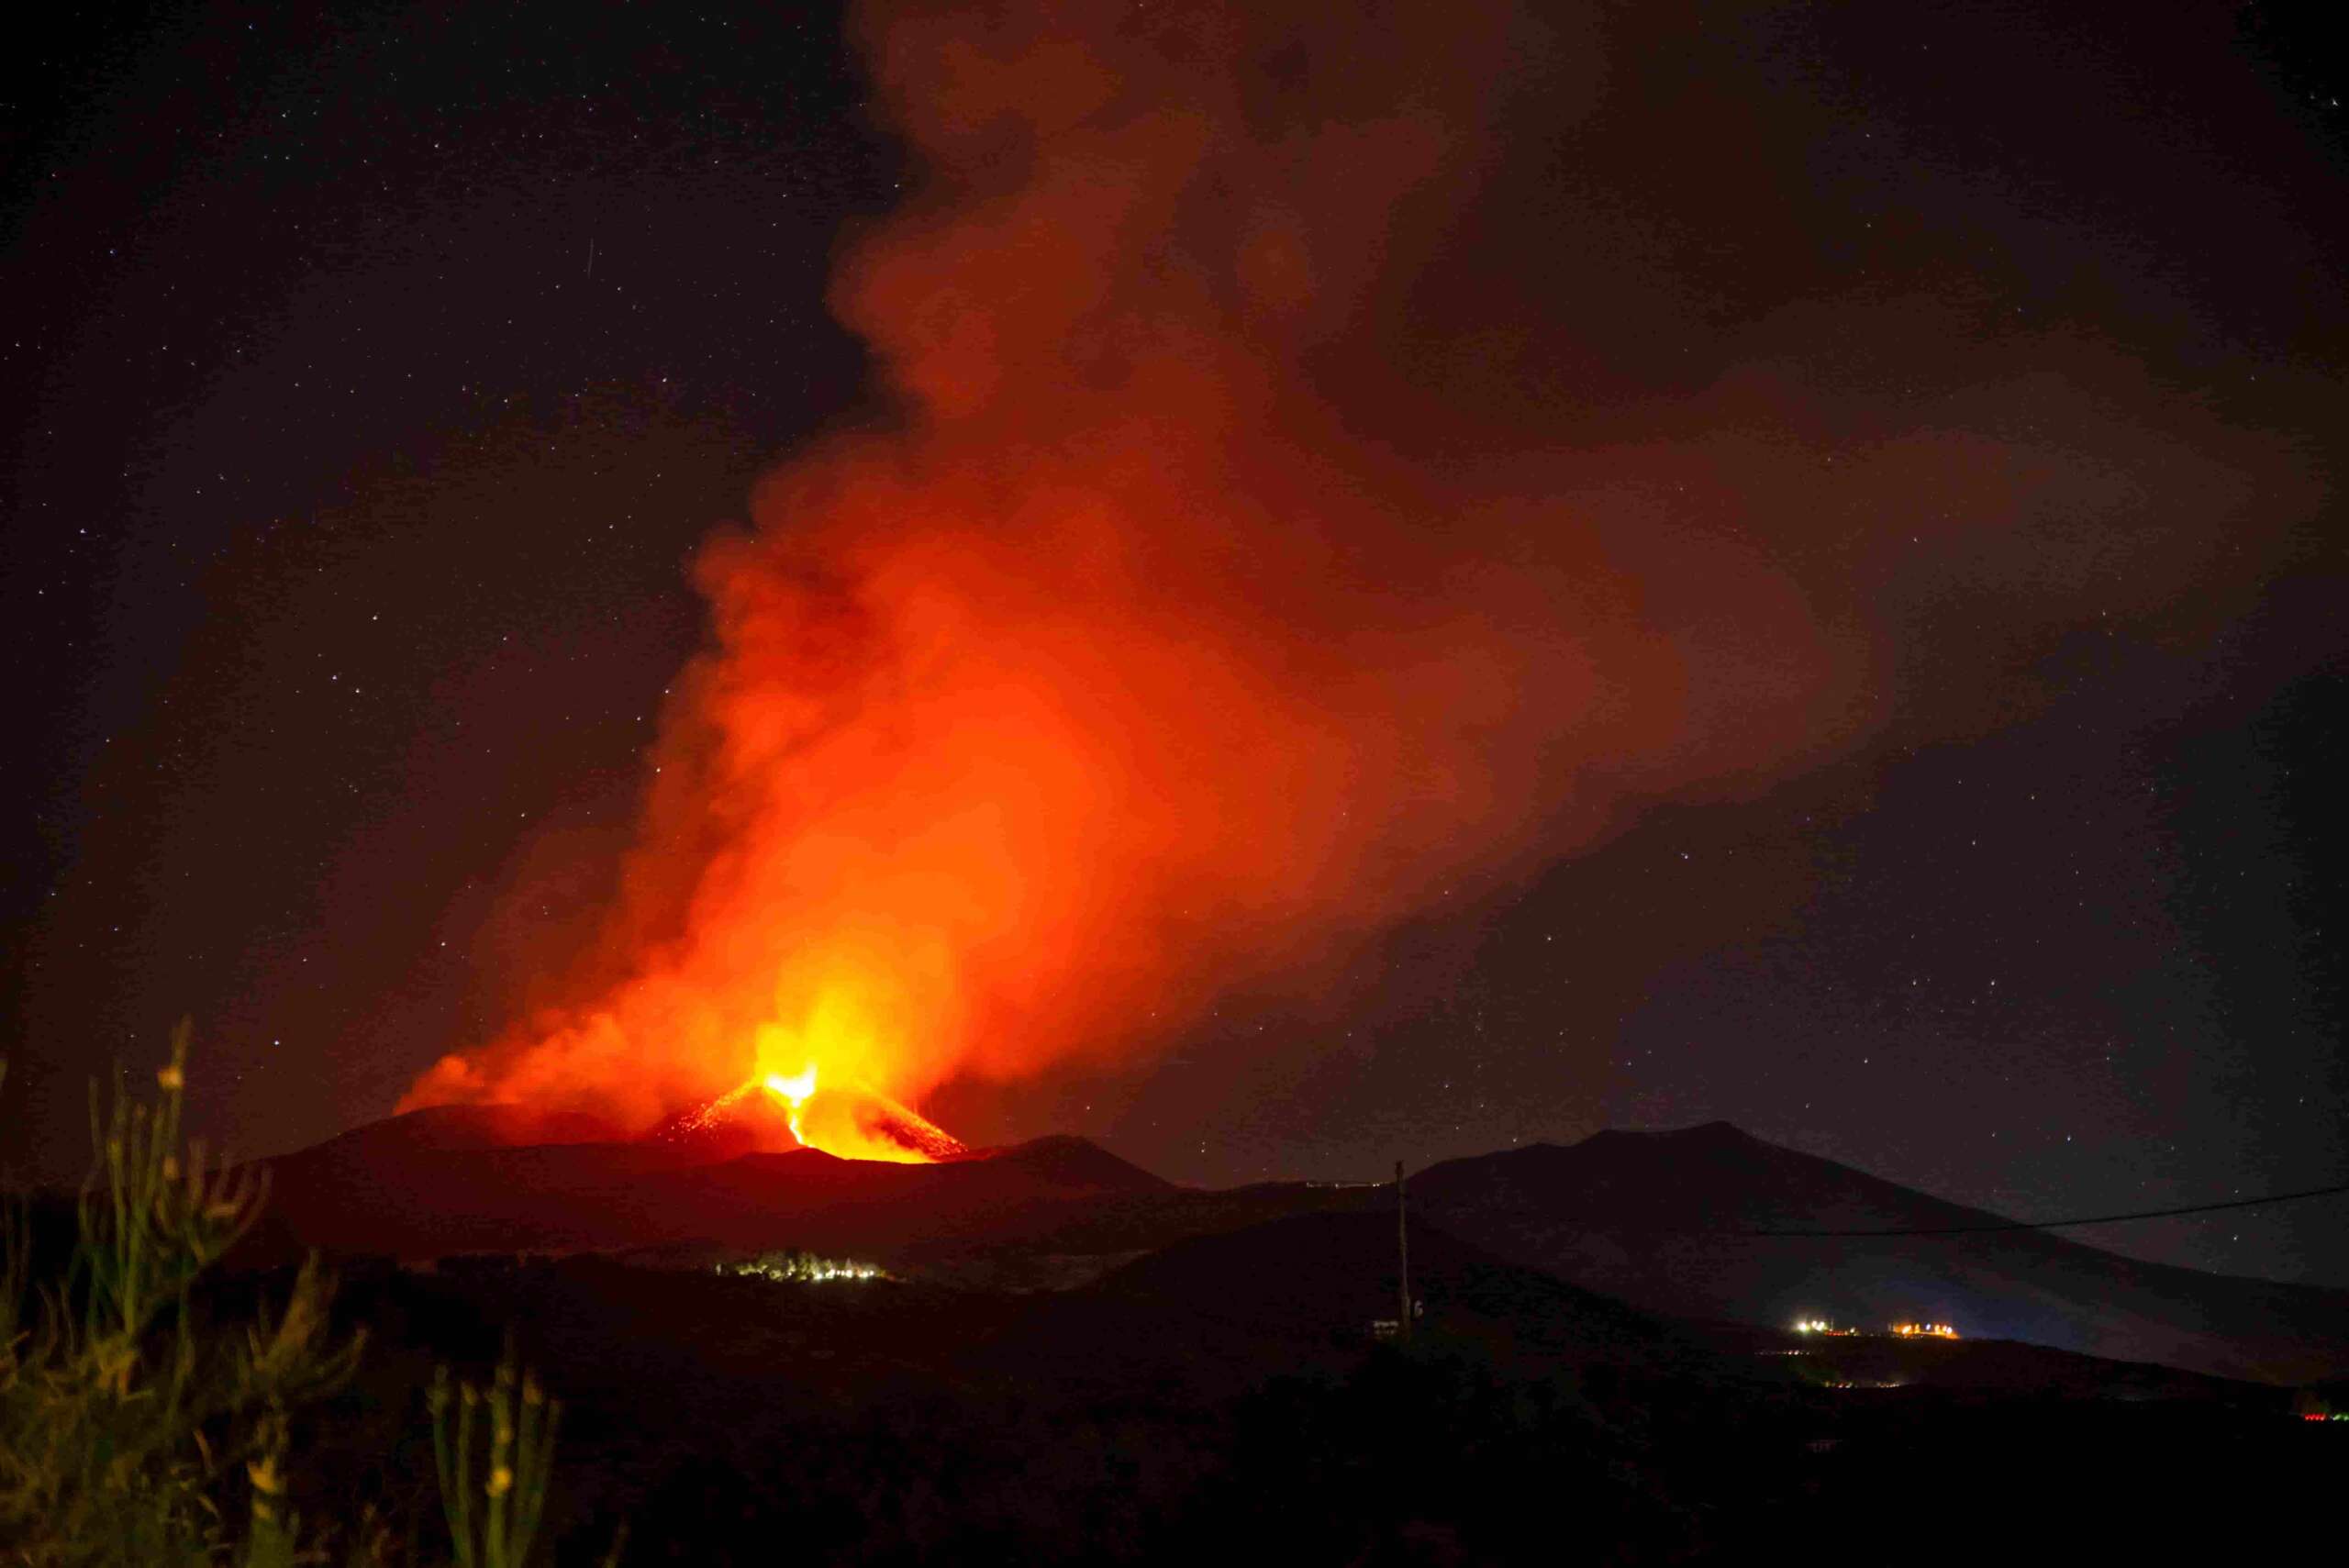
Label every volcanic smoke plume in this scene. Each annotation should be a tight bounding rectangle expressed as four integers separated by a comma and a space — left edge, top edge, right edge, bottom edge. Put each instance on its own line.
404, 1, 2317, 1155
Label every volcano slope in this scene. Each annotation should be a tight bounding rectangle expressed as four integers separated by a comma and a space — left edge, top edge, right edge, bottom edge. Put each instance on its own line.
244, 1104, 1284, 1266
243, 1111, 2349, 1384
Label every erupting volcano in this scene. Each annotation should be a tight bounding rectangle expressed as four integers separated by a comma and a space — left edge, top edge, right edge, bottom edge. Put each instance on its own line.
662, 1064, 967, 1164
391, 0, 2316, 1169
396, 0, 1768, 1151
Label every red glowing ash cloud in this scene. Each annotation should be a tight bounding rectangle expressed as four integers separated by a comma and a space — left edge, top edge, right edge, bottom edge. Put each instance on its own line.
401, 1, 2311, 1158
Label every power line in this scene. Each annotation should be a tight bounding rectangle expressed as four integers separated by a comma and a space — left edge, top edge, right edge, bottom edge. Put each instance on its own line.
1745, 1179, 2349, 1238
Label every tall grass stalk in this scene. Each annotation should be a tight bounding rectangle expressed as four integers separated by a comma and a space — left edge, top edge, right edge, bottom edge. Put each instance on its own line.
0, 1025, 587, 1566
1, 1021, 362, 1563
428, 1351, 561, 1568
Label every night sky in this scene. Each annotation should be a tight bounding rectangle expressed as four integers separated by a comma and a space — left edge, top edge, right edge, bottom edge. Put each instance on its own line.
6, 2, 2345, 1287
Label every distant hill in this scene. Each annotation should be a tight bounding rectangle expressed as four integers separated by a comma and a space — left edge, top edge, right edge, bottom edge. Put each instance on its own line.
239, 1110, 2349, 1384
1408, 1122, 2349, 1384
966, 1132, 1177, 1195
291, 1102, 626, 1155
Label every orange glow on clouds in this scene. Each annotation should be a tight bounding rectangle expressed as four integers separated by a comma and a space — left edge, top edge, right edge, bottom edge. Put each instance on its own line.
398, 0, 2307, 1151
398, 1, 1777, 1143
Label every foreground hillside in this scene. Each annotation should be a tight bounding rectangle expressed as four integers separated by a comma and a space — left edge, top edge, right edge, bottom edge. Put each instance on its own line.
204, 1211, 2334, 1565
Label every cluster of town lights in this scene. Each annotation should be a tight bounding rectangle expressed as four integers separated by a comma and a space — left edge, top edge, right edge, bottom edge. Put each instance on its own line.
1793, 1318, 1959, 1339
718, 1251, 884, 1284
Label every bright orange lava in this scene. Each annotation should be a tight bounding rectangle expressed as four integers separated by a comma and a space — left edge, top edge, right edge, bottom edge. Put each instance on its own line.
751, 1062, 960, 1164
651, 977, 974, 1162
761, 1066, 818, 1143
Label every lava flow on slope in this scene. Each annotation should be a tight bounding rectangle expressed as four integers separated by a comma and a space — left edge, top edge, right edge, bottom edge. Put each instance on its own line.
659, 1065, 967, 1163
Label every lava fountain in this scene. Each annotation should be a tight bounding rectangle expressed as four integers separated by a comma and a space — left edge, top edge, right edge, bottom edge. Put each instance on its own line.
647, 983, 971, 1162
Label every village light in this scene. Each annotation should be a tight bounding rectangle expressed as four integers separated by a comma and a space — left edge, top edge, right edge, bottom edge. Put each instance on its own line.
715, 1251, 885, 1284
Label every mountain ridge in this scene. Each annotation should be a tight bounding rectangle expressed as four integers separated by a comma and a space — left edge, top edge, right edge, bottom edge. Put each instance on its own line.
237, 1109, 2349, 1384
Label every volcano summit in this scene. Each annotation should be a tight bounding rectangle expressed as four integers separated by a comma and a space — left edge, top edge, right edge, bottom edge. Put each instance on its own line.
655, 1069, 967, 1163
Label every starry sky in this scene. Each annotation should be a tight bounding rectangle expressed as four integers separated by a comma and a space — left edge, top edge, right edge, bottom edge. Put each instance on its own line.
5, 2, 2345, 1286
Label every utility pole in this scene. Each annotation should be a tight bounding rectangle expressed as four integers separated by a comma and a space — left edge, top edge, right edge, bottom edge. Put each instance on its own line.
1397, 1158, 1411, 1343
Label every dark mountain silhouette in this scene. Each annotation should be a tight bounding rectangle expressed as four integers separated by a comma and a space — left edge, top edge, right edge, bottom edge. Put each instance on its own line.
241, 1111, 2349, 1383
243, 1113, 1181, 1265
1407, 1122, 2349, 1384
952, 1132, 1176, 1193
292, 1101, 626, 1156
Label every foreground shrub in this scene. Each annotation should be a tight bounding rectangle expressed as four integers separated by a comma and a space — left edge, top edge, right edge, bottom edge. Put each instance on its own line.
0, 1026, 579, 1567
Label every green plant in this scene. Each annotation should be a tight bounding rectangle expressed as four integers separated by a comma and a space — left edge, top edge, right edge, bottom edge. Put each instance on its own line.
428, 1353, 560, 1568
0, 1025, 596, 1566
1, 1022, 360, 1564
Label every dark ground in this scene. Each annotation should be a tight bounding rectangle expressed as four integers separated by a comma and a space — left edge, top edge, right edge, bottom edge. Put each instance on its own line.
190, 1217, 2334, 1566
